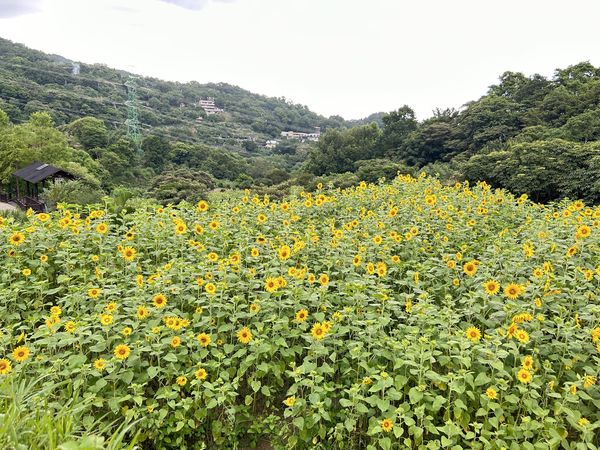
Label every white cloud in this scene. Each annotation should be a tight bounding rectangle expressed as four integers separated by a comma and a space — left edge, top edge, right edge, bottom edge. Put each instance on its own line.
0, 0, 599, 119
158, 0, 236, 10
0, 0, 41, 17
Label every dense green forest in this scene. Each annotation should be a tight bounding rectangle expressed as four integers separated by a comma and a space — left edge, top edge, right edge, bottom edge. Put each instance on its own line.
1, 36, 599, 204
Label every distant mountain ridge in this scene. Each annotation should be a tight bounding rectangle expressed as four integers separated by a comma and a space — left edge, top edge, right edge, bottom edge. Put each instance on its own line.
0, 37, 349, 151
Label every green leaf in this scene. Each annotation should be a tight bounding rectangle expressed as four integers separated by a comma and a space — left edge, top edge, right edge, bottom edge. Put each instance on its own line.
409, 387, 423, 404
378, 437, 391, 450
293, 417, 304, 429
147, 366, 159, 379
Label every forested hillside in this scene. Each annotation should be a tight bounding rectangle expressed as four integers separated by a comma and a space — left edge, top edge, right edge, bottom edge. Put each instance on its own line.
308, 63, 600, 203
0, 37, 345, 148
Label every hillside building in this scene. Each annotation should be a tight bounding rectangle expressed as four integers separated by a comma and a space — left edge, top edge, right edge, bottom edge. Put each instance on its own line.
280, 127, 320, 142
198, 97, 224, 115
265, 139, 279, 149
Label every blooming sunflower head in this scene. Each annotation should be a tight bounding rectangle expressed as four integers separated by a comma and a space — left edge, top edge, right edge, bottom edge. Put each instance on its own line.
114, 344, 131, 360
237, 327, 253, 344
380, 418, 393, 433
12, 346, 30, 362
466, 326, 481, 342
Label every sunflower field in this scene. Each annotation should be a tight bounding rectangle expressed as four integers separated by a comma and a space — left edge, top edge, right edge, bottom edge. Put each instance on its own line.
1, 174, 599, 449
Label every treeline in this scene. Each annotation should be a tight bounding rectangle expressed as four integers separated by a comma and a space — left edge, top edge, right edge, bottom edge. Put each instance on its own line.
306, 62, 600, 203
0, 110, 312, 206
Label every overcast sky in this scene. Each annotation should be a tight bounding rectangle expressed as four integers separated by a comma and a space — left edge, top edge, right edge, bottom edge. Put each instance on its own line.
1, 0, 599, 120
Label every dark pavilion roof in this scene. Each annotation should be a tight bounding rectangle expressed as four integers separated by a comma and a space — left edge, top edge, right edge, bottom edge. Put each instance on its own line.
13, 162, 74, 184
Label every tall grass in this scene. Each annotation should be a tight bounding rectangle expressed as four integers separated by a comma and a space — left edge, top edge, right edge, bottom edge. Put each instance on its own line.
0, 375, 140, 449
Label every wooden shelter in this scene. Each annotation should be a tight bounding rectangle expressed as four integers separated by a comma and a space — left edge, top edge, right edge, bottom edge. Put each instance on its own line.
12, 162, 75, 211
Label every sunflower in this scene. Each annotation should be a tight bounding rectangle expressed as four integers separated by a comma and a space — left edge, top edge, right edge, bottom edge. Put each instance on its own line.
515, 329, 530, 344
504, 283, 524, 300
100, 314, 113, 326
517, 368, 532, 384
483, 280, 500, 295
380, 418, 393, 433
485, 387, 497, 399
137, 305, 150, 320
578, 417, 590, 427
195, 367, 208, 380
576, 225, 591, 239
40, 254, 48, 263
9, 232, 25, 246
466, 326, 481, 342
311, 323, 327, 340
174, 222, 187, 235
237, 327, 253, 344
122, 327, 132, 336
319, 273, 330, 286
583, 375, 596, 389
176, 375, 187, 386
152, 294, 167, 309
121, 247, 136, 261
249, 303, 260, 313
197, 200, 209, 212
12, 346, 30, 362
93, 358, 106, 371
0, 358, 12, 375
50, 305, 62, 316
463, 260, 477, 277
566, 246, 578, 257
88, 288, 101, 298
95, 223, 108, 234
204, 283, 216, 295
114, 344, 131, 360
171, 336, 181, 348
283, 396, 296, 407
64, 321, 76, 333
278, 245, 291, 260
265, 277, 278, 292
295, 309, 309, 323
197, 333, 211, 347
521, 355, 534, 370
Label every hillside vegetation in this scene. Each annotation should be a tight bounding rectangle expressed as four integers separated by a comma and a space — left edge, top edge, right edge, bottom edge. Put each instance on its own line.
1, 37, 600, 205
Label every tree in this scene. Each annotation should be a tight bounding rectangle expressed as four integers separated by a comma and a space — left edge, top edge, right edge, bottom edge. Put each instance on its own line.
379, 106, 418, 157
149, 168, 216, 204
461, 139, 600, 203
142, 135, 171, 171
306, 124, 381, 175
0, 111, 101, 185
66, 117, 109, 150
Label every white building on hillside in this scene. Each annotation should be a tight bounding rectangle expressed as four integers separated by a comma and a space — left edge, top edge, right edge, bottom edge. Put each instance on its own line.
280, 127, 321, 142
265, 140, 279, 149
198, 97, 224, 115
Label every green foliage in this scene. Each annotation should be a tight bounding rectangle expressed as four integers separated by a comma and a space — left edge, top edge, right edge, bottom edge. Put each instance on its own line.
461, 139, 600, 203
0, 110, 102, 186
66, 117, 109, 150
148, 167, 215, 204
0, 375, 138, 449
306, 124, 382, 175
41, 179, 105, 211
378, 105, 418, 156
354, 159, 412, 183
